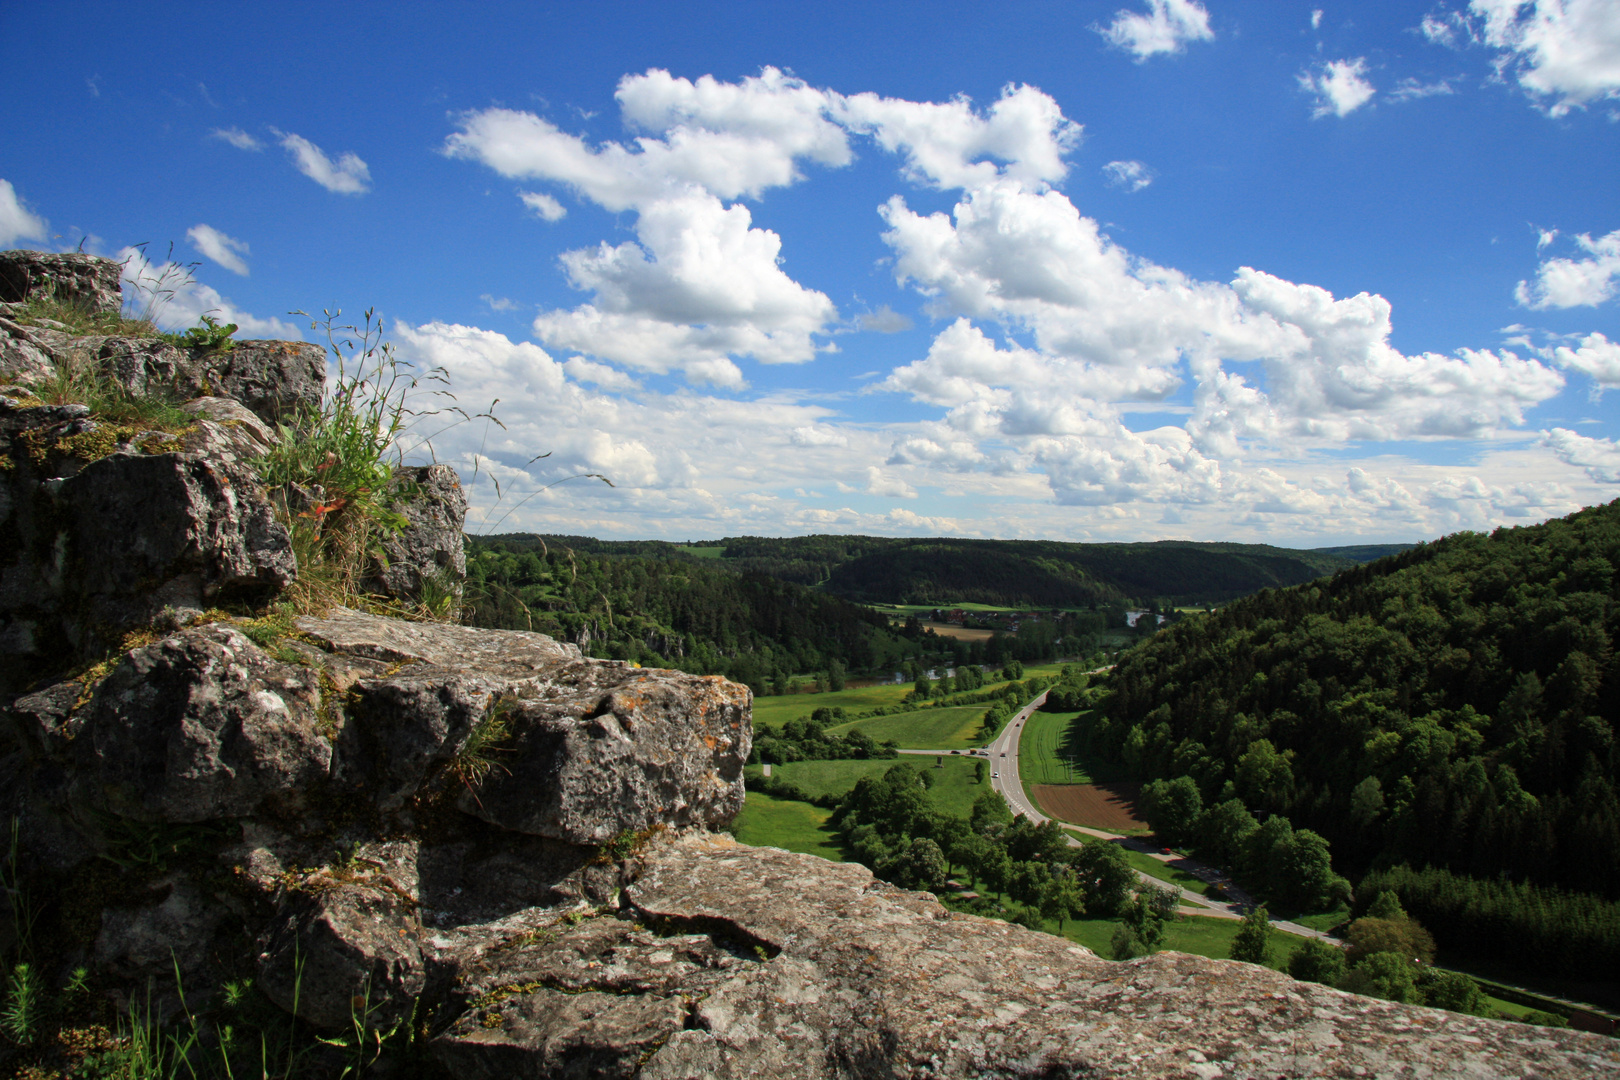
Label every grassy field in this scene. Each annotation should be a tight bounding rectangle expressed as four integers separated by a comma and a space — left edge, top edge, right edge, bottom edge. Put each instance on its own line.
729, 791, 846, 861
940, 885, 1312, 968
684, 545, 726, 559
1018, 709, 1130, 786
746, 755, 992, 819
829, 705, 989, 750
752, 682, 916, 727
754, 668, 1058, 736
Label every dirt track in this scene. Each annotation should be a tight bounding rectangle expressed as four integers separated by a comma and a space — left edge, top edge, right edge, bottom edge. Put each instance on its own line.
1032, 782, 1147, 832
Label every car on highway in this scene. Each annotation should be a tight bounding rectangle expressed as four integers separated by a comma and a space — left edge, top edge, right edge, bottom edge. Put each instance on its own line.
992, 771, 999, 779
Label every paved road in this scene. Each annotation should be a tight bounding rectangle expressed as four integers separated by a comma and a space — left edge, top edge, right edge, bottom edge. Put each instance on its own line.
902, 691, 1335, 941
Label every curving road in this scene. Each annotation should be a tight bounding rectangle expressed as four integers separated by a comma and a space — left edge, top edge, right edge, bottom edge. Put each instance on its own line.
903, 690, 1334, 941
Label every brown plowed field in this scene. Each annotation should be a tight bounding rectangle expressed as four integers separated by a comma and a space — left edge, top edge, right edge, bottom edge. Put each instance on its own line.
1033, 782, 1147, 833
922, 621, 994, 642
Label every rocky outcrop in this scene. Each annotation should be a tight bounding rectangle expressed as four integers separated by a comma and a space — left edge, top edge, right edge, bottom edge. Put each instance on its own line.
10, 327, 325, 426
0, 250, 123, 315
0, 395, 296, 691
426, 833, 1620, 1078
362, 463, 469, 613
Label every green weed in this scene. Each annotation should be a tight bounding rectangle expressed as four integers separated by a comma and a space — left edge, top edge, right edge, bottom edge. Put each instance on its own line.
167, 314, 237, 353
2, 962, 43, 1044
450, 697, 516, 795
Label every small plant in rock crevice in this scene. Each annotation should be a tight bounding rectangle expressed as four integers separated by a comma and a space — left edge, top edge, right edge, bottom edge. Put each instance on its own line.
449, 696, 518, 799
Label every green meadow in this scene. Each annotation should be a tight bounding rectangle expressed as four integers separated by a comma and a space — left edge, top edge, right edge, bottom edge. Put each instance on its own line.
729, 791, 845, 861
744, 755, 990, 819
828, 705, 989, 750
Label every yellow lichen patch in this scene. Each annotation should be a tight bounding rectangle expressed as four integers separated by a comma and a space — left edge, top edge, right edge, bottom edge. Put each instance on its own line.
19, 421, 196, 467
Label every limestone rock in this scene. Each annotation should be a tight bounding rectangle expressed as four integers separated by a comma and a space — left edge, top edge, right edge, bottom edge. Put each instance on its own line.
363, 464, 468, 613
432, 912, 753, 1077
0, 318, 55, 384
292, 608, 751, 836
257, 863, 426, 1031
16, 331, 325, 426
430, 834, 1620, 1079
0, 250, 123, 315
460, 665, 751, 845
296, 605, 579, 671
0, 400, 296, 688
180, 396, 280, 461
95, 876, 229, 983
72, 625, 331, 823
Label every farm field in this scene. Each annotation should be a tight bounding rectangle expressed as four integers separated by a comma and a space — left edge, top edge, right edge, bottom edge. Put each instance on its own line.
729, 791, 845, 861
1033, 782, 1147, 833
683, 546, 726, 559
923, 622, 994, 641
1018, 708, 1095, 785
746, 755, 991, 819
830, 705, 989, 750
937, 890, 1311, 969
752, 682, 916, 726
754, 669, 1053, 732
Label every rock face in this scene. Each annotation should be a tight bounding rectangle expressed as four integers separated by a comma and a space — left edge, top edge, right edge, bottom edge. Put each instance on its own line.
0, 395, 296, 691
0, 249, 124, 315
12, 328, 325, 426
362, 463, 469, 612
3, 605, 753, 1036
422, 834, 1620, 1078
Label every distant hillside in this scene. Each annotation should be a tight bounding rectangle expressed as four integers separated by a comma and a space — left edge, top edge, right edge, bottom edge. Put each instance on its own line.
821, 538, 1360, 607
479, 533, 1413, 607
1310, 543, 1418, 563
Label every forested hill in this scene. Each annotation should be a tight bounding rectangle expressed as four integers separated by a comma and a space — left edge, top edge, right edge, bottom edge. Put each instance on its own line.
822, 539, 1357, 608
1098, 499, 1620, 905
461, 536, 932, 692
484, 533, 1411, 607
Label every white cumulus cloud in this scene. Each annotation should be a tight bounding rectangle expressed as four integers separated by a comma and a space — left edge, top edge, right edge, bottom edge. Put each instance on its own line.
1517, 228, 1620, 308
446, 68, 857, 385
1471, 0, 1620, 116
1551, 331, 1620, 387
1299, 58, 1377, 117
1543, 426, 1620, 482
1098, 0, 1215, 61
832, 82, 1082, 191
273, 130, 371, 194
0, 180, 47, 248
185, 223, 250, 276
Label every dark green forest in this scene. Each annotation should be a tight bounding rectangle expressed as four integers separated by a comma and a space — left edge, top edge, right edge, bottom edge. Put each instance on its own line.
462, 536, 925, 690
721, 535, 1395, 605
465, 538, 1123, 690
484, 532, 1408, 608
1090, 501, 1620, 978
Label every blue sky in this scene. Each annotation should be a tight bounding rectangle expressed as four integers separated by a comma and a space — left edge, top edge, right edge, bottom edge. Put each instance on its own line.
3, 1, 1619, 545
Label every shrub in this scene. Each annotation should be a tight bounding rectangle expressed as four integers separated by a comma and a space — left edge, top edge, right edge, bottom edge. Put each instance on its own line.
1341, 951, 1420, 1004
1286, 938, 1347, 985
